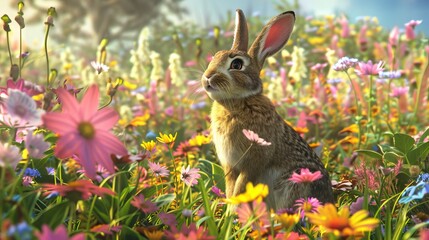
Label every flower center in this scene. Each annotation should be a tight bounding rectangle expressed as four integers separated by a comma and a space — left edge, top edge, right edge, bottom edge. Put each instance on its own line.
78, 122, 95, 139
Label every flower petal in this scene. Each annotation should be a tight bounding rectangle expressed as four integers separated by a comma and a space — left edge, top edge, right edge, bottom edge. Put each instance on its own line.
81, 85, 99, 120
56, 87, 79, 113
91, 108, 119, 130
42, 112, 77, 134
77, 142, 97, 179
54, 132, 81, 159
96, 131, 128, 155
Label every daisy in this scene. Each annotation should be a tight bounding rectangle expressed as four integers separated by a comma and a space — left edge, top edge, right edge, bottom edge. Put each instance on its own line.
131, 194, 159, 214
42, 85, 127, 179
306, 204, 379, 238
288, 168, 323, 183
354, 60, 384, 76
148, 161, 170, 178
1, 89, 44, 127
242, 129, 271, 146
90, 61, 109, 74
0, 142, 21, 169
25, 130, 50, 159
180, 165, 201, 187
35, 225, 85, 240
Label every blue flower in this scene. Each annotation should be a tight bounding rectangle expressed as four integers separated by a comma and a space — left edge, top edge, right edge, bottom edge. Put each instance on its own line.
399, 173, 429, 204
7, 221, 32, 240
23, 168, 41, 178
46, 167, 55, 175
379, 70, 402, 79
333, 57, 359, 71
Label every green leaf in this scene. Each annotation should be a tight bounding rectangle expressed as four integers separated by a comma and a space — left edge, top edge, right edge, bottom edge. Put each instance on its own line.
32, 201, 70, 229
406, 142, 429, 165
356, 150, 383, 160
119, 225, 144, 240
154, 193, 175, 208
393, 133, 415, 154
383, 152, 402, 163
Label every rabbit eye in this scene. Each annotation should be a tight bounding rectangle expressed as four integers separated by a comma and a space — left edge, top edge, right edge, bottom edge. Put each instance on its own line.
230, 58, 243, 70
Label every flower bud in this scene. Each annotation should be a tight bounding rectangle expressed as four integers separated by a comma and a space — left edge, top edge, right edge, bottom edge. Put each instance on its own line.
10, 64, 19, 81
45, 15, 54, 26
14, 15, 25, 29
409, 165, 421, 178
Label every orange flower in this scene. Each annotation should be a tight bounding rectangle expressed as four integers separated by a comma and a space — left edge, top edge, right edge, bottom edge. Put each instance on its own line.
306, 204, 379, 238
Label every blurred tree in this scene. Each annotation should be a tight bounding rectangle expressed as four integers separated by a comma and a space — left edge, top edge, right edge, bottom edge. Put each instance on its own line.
11, 0, 187, 46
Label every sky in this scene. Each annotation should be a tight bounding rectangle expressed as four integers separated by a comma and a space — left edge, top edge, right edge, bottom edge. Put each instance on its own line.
182, 0, 428, 34
2, 0, 428, 44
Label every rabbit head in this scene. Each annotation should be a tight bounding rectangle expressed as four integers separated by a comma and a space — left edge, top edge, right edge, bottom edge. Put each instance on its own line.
202, 9, 295, 101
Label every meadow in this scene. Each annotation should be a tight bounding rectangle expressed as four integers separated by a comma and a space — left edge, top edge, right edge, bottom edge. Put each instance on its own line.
0, 2, 429, 240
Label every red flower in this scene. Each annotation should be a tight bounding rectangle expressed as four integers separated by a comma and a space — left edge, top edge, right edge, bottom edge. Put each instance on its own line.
288, 168, 323, 183
41, 180, 115, 202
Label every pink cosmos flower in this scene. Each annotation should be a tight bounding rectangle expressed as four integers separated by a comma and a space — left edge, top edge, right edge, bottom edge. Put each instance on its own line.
354, 60, 384, 76
180, 166, 201, 187
164, 223, 215, 240
148, 161, 170, 177
42, 85, 127, 179
236, 201, 270, 234
35, 225, 85, 240
25, 130, 51, 159
242, 129, 271, 146
0, 142, 21, 169
288, 168, 323, 183
131, 194, 159, 214
389, 26, 399, 46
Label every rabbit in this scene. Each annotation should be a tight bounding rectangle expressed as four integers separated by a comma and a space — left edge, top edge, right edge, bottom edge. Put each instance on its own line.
201, 9, 334, 210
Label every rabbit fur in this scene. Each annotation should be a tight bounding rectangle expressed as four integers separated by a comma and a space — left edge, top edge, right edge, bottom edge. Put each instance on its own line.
201, 9, 334, 210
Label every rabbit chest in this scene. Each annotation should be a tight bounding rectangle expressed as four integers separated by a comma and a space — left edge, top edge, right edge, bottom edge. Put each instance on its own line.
210, 98, 279, 170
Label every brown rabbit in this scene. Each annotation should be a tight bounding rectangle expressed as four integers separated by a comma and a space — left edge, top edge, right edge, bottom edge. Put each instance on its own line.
201, 9, 334, 210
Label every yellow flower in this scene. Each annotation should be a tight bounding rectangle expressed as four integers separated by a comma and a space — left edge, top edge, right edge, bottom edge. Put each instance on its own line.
188, 134, 211, 146
276, 212, 300, 229
306, 204, 379, 238
225, 182, 269, 204
141, 140, 156, 152
339, 124, 359, 134
123, 80, 137, 90
156, 132, 177, 144
130, 112, 150, 127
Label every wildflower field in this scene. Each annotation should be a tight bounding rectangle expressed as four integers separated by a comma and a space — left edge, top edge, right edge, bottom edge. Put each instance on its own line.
1, 2, 429, 240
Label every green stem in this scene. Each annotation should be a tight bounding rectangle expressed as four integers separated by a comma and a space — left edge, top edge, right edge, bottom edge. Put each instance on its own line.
6, 31, 13, 66
198, 179, 218, 237
345, 72, 363, 149
19, 28, 22, 79
68, 202, 76, 233
44, 24, 51, 86
368, 75, 374, 124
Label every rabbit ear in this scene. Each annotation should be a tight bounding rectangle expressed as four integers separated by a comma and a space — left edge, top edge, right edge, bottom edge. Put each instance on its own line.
249, 11, 295, 68
231, 9, 249, 51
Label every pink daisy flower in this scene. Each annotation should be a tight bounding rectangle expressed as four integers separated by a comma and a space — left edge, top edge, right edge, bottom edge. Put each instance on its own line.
148, 161, 170, 178
242, 129, 271, 146
42, 85, 127, 179
1, 89, 44, 127
180, 165, 201, 187
294, 197, 321, 217
288, 168, 323, 183
131, 194, 159, 214
35, 225, 85, 240
25, 130, 51, 159
354, 60, 384, 76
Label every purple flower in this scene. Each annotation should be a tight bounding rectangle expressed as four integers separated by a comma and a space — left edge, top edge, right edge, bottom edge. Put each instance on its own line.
0, 142, 21, 169
46, 167, 55, 175
350, 197, 364, 214
332, 57, 359, 71
180, 166, 201, 187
